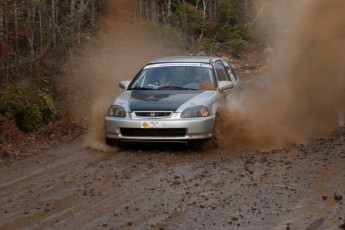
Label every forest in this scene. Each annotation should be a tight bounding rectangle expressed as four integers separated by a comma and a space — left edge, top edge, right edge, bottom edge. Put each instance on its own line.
0, 0, 257, 132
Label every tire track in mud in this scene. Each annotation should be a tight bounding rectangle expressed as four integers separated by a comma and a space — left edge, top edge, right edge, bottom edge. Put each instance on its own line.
1, 129, 345, 229
0, 143, 198, 229
0, 144, 106, 229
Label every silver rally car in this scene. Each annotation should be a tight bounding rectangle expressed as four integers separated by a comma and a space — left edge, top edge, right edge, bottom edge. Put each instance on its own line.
104, 56, 241, 145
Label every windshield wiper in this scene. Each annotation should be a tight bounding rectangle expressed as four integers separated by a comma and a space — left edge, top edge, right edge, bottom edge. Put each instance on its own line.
130, 87, 152, 90
181, 87, 198, 90
157, 86, 197, 90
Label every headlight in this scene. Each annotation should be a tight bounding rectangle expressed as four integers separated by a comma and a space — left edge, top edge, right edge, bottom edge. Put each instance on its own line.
181, 106, 209, 118
106, 105, 126, 117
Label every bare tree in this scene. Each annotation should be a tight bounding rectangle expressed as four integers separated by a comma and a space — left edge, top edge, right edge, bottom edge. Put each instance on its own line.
51, 0, 56, 47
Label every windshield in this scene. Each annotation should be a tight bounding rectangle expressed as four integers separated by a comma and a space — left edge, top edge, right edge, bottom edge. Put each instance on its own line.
128, 63, 216, 90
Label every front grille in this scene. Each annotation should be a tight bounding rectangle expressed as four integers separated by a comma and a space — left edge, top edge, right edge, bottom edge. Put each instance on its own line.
134, 111, 172, 117
121, 128, 186, 137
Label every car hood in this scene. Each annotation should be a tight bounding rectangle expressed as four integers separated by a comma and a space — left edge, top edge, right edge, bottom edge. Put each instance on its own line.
129, 90, 199, 111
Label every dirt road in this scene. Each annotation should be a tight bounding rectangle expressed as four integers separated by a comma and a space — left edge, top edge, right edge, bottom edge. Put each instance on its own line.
2, 0, 345, 228
1, 124, 345, 229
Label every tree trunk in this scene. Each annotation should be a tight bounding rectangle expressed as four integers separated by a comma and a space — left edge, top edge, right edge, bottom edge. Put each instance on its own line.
70, 0, 75, 18
51, 0, 56, 47
165, 0, 172, 17
27, 6, 36, 61
91, 0, 96, 26
200, 0, 207, 38
0, 3, 3, 40
14, 2, 18, 53
152, 0, 157, 23
39, 1, 43, 48
145, 0, 149, 21
139, 0, 143, 21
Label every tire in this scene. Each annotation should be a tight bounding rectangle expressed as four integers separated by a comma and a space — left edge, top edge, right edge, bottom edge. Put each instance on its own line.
188, 115, 220, 151
105, 138, 121, 147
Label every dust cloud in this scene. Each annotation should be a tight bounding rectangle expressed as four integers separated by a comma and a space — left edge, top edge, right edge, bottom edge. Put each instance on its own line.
223, 0, 345, 151
68, 0, 182, 152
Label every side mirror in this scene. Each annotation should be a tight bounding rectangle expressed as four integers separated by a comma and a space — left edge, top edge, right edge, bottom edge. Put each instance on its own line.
119, 80, 131, 89
218, 81, 234, 91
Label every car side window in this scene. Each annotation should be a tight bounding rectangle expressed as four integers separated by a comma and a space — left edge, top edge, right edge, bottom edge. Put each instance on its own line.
214, 61, 231, 81
221, 60, 238, 82
231, 67, 239, 81
227, 66, 238, 82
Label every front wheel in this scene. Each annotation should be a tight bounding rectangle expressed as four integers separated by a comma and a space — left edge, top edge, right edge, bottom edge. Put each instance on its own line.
105, 138, 121, 147
189, 110, 224, 151
188, 138, 217, 151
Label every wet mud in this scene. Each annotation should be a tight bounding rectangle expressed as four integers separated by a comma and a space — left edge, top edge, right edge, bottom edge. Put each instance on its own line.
1, 128, 345, 229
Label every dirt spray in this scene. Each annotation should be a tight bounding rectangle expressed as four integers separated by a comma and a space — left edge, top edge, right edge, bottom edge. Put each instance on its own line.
221, 0, 345, 151
67, 0, 182, 152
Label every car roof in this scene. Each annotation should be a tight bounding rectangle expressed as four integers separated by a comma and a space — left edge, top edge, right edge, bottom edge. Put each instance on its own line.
148, 56, 221, 64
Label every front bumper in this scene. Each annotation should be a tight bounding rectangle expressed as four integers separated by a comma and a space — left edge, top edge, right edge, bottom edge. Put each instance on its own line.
104, 114, 215, 141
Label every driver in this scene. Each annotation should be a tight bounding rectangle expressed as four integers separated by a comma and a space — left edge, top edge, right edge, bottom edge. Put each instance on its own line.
157, 73, 169, 86
148, 70, 171, 87
192, 70, 213, 90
